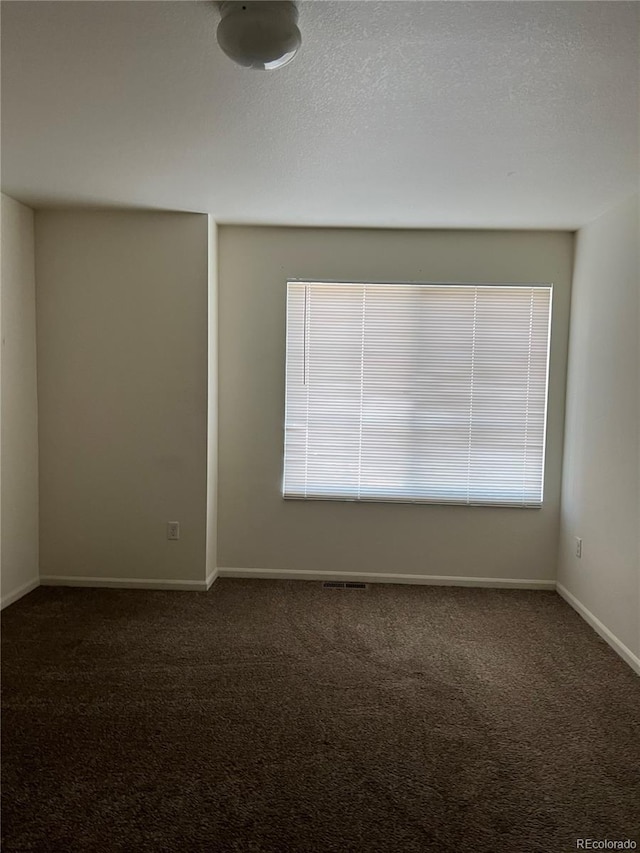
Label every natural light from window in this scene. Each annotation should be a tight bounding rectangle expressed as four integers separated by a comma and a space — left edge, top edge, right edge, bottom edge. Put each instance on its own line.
283, 281, 552, 507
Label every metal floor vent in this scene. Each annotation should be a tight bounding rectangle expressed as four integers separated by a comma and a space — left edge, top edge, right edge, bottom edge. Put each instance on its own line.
322, 581, 368, 590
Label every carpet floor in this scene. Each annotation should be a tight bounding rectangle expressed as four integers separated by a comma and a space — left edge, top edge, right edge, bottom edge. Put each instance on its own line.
2, 579, 639, 852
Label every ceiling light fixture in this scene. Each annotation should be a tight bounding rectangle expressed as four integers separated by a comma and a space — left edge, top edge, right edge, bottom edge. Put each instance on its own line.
217, 1, 301, 71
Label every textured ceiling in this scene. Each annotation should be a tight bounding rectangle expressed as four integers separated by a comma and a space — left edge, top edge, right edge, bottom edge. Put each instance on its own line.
1, 1, 638, 228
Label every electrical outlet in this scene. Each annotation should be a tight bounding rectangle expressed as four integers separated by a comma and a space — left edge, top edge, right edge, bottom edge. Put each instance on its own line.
575, 537, 582, 558
167, 521, 180, 541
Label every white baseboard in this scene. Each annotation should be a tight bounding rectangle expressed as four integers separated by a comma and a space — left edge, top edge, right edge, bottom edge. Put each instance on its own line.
206, 568, 219, 590
217, 567, 555, 590
556, 583, 640, 676
40, 575, 213, 592
1, 577, 40, 610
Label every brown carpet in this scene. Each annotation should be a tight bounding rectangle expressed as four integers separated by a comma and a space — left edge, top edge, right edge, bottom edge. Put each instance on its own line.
2, 579, 639, 852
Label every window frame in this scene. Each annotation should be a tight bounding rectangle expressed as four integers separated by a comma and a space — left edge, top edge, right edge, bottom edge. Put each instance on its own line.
282, 279, 553, 509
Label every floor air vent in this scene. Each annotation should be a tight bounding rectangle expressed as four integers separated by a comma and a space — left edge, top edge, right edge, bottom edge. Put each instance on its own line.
322, 581, 368, 590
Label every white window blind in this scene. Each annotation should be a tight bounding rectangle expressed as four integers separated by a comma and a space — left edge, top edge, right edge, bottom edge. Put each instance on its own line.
283, 282, 552, 507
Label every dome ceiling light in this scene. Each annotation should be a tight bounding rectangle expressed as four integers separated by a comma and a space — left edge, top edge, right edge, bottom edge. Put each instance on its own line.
217, 1, 301, 71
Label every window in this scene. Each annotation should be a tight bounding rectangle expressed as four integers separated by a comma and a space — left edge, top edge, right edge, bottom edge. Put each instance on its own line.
283, 281, 552, 507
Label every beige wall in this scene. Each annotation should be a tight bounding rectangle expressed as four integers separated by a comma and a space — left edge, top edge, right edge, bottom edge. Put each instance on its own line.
36, 211, 210, 586
1, 194, 39, 607
218, 227, 574, 582
558, 194, 639, 663
206, 217, 218, 586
